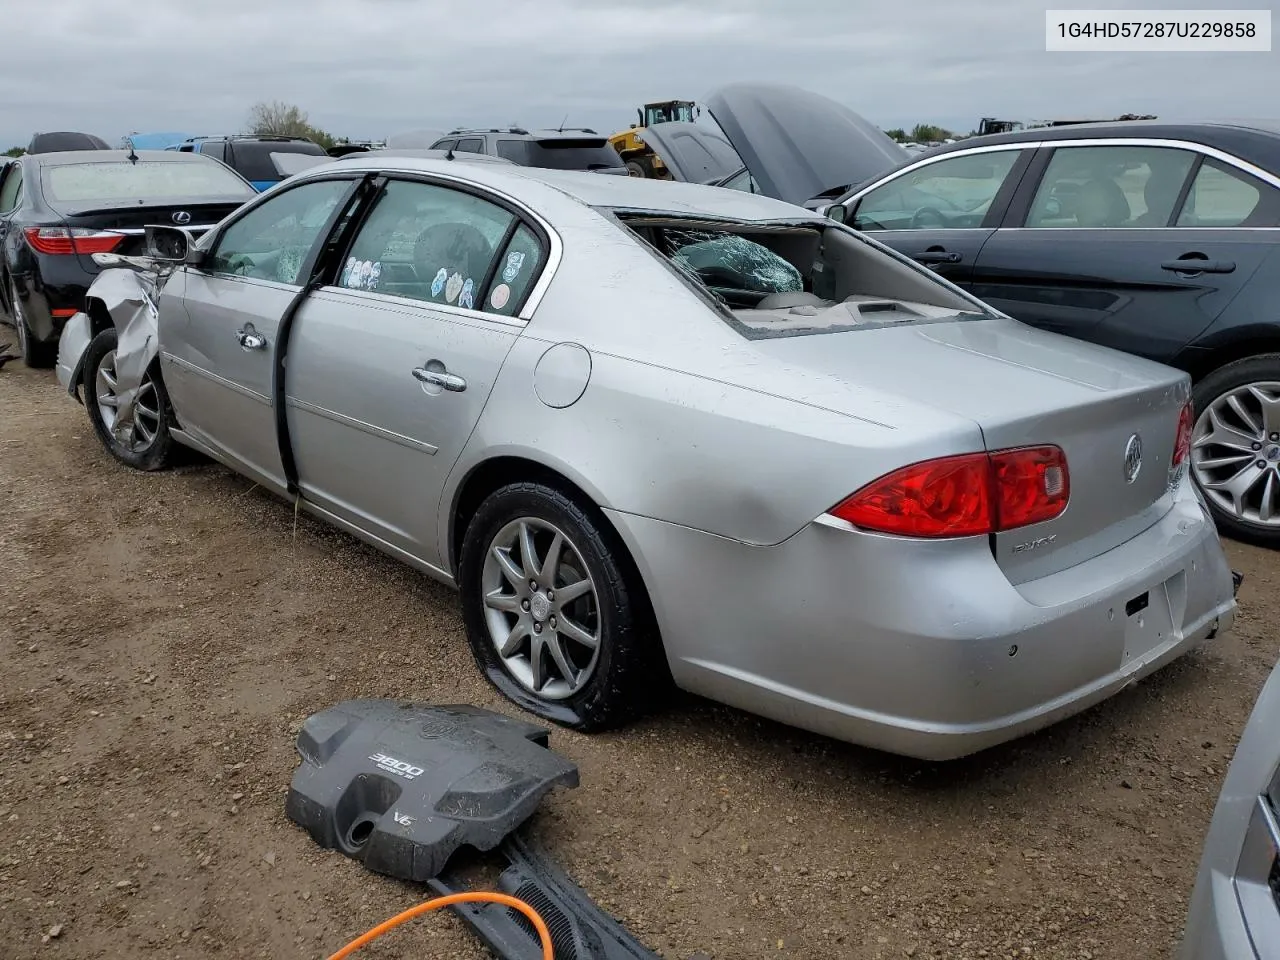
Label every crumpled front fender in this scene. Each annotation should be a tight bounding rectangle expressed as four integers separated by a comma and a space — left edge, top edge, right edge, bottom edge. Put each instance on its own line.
57, 267, 162, 435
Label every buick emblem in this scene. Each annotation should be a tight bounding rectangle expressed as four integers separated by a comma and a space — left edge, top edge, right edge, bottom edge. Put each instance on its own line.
171, 210, 192, 225
1123, 433, 1143, 484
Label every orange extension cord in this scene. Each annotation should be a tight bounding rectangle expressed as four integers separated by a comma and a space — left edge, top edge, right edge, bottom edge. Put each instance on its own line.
325, 891, 554, 960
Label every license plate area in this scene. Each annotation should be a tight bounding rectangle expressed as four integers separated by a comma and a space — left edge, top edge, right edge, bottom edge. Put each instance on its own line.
1121, 575, 1179, 664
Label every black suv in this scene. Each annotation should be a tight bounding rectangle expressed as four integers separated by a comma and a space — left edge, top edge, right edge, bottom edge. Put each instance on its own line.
429, 128, 627, 175
169, 135, 332, 191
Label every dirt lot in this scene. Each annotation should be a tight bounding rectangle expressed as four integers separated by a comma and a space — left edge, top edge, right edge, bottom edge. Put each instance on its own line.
1, 360, 1276, 960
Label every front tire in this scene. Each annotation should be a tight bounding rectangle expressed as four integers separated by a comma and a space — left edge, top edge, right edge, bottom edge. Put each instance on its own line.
1191, 353, 1280, 548
82, 328, 178, 471
458, 482, 665, 732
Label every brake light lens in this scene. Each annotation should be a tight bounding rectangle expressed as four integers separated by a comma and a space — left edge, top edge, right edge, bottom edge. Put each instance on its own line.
24, 227, 125, 256
830, 446, 1070, 538
1172, 401, 1193, 468
1169, 400, 1193, 489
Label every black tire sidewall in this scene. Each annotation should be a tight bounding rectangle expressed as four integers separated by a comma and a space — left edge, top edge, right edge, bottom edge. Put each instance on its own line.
82, 328, 176, 472
458, 482, 658, 732
1192, 353, 1280, 547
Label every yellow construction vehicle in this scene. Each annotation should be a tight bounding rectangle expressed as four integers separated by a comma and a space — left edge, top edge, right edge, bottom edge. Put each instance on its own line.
609, 101, 698, 178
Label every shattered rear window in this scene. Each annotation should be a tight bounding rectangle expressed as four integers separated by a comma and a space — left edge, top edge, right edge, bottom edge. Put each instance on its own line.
668, 230, 802, 295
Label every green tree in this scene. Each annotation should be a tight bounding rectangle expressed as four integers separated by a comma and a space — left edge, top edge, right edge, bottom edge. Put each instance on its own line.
883, 128, 906, 142
246, 101, 336, 149
909, 123, 953, 142
3, 146, 25, 157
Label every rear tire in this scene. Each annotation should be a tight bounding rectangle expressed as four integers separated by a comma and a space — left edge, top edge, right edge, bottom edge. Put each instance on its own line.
626, 159, 650, 178
458, 481, 666, 732
1190, 353, 1280, 548
9, 279, 56, 368
82, 328, 178, 471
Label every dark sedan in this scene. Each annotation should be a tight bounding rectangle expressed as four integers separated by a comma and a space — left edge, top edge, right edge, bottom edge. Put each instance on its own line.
822, 121, 1280, 547
0, 150, 256, 366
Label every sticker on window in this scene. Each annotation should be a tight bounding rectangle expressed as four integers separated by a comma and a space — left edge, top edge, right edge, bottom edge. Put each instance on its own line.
458, 278, 475, 310
431, 268, 447, 298
501, 251, 526, 284
490, 283, 511, 310
445, 272, 463, 303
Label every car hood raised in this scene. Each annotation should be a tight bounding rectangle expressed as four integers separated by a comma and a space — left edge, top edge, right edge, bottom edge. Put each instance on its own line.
636, 122, 742, 184
704, 83, 909, 205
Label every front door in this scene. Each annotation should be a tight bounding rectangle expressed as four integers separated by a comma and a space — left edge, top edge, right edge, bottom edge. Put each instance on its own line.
844, 147, 1032, 286
284, 176, 550, 570
971, 144, 1276, 364
159, 176, 359, 488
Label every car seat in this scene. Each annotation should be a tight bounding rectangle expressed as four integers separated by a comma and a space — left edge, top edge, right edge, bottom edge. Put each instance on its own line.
1073, 178, 1131, 227
413, 223, 493, 298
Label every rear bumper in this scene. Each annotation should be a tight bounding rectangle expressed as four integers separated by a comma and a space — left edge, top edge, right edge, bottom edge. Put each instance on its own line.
16, 259, 94, 344
607, 479, 1237, 760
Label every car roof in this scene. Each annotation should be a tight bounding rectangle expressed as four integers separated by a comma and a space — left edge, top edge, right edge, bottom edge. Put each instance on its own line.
442, 128, 606, 141
29, 149, 222, 167
320, 155, 816, 222
907, 120, 1280, 175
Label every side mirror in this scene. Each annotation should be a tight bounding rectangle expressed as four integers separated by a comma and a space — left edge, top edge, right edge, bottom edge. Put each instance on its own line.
144, 224, 197, 263
825, 204, 848, 224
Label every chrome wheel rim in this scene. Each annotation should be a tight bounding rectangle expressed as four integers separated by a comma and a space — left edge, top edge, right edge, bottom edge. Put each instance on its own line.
481, 517, 601, 700
1191, 381, 1280, 526
96, 349, 160, 452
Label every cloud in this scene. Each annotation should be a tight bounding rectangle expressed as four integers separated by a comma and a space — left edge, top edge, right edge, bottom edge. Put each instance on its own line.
0, 0, 1271, 148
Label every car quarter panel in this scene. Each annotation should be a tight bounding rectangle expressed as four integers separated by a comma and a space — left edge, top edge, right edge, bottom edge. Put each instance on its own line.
440, 197, 987, 554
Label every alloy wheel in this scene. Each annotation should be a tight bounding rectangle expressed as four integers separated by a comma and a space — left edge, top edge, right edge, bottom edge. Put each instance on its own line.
1191, 381, 1280, 526
480, 517, 602, 700
96, 348, 161, 452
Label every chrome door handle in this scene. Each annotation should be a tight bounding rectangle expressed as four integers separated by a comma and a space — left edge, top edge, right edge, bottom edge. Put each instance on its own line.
412, 367, 467, 392
235, 325, 267, 350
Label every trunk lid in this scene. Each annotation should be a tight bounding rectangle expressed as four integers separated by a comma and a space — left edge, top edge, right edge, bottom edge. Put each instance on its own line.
752, 316, 1190, 581
53, 199, 242, 272
704, 83, 909, 205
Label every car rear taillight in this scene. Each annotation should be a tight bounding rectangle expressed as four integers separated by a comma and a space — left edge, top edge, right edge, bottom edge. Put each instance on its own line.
830, 446, 1070, 538
1169, 400, 1193, 489
24, 227, 125, 256
1173, 401, 1193, 468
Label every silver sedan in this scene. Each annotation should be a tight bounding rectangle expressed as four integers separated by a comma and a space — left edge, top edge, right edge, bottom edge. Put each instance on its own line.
58, 155, 1239, 760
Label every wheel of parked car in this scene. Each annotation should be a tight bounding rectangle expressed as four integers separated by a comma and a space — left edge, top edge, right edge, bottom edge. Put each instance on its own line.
82, 328, 178, 472
8, 279, 55, 369
1191, 354, 1280, 548
458, 482, 664, 731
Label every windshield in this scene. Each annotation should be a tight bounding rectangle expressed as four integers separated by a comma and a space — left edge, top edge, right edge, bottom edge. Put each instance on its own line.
41, 159, 254, 204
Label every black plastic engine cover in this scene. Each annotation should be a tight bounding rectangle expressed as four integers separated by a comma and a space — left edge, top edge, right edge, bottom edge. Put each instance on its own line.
285, 700, 579, 882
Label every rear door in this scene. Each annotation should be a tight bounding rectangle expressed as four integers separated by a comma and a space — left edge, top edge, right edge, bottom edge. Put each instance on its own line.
160, 175, 363, 489
284, 175, 550, 569
842, 146, 1033, 286
971, 142, 1277, 364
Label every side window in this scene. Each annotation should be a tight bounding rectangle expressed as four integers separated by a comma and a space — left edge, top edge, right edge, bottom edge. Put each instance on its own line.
853, 150, 1022, 231
0, 167, 23, 214
337, 179, 513, 309
720, 168, 758, 194
1177, 159, 1280, 228
432, 139, 457, 153
486, 223, 545, 316
496, 141, 527, 163
208, 178, 351, 284
455, 138, 484, 154
1025, 145, 1195, 228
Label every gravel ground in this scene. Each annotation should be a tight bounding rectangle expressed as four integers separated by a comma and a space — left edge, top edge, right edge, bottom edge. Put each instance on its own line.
1, 359, 1276, 960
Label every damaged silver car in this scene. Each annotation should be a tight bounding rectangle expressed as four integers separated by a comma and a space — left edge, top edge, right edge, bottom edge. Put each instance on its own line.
59, 157, 1239, 760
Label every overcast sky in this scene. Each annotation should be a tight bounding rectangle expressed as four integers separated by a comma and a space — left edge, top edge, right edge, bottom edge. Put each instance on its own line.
1, 0, 1275, 149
